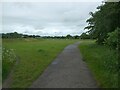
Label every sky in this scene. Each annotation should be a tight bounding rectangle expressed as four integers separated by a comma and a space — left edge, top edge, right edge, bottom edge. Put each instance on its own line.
1, 0, 103, 36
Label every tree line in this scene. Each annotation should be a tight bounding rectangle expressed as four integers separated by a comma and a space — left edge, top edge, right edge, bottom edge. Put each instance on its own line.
2, 32, 41, 38
85, 2, 120, 49
2, 32, 86, 39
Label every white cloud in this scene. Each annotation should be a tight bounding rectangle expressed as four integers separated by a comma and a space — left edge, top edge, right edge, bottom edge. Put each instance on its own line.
1, 0, 104, 3
2, 2, 102, 36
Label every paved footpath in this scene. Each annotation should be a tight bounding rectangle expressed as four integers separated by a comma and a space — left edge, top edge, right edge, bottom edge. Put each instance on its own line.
30, 42, 98, 88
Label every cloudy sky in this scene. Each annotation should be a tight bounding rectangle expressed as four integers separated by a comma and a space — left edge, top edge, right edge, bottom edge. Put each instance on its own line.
2, 0, 103, 36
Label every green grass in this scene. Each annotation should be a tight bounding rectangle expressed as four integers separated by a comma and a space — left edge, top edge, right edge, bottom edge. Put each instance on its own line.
79, 40, 118, 88
2, 38, 78, 88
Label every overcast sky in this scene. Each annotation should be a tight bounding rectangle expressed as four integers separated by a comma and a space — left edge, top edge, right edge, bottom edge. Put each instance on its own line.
2, 1, 103, 36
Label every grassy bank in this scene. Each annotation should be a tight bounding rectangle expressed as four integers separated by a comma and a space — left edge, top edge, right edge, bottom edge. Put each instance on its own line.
3, 38, 78, 88
79, 40, 118, 88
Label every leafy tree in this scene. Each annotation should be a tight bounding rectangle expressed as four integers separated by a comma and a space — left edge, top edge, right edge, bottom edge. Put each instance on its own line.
2, 32, 22, 38
85, 2, 120, 44
66, 34, 73, 39
80, 33, 90, 39
74, 35, 80, 39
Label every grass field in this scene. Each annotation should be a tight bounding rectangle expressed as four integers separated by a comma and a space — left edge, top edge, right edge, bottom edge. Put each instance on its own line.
2, 38, 78, 88
79, 40, 118, 88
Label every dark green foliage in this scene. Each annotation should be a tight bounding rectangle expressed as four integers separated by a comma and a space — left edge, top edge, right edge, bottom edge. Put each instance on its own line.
66, 34, 73, 39
2, 32, 22, 38
2, 32, 81, 39
80, 33, 90, 39
85, 2, 120, 44
2, 32, 41, 38
74, 35, 80, 39
105, 27, 119, 49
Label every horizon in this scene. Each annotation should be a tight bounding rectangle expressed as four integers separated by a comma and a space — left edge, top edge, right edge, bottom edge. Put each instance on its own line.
1, 32, 83, 37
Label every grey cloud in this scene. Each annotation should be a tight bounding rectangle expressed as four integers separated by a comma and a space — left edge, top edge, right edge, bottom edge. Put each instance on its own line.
2, 2, 102, 36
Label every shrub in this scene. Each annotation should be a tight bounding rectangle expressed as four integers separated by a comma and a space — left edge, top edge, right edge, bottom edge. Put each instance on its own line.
105, 28, 119, 49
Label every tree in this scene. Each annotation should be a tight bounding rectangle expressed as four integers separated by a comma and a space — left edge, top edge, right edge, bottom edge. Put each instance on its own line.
80, 33, 90, 39
85, 2, 120, 44
66, 34, 73, 39
74, 35, 80, 39
2, 32, 22, 38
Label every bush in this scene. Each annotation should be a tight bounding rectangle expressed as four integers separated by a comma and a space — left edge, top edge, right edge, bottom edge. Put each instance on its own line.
105, 28, 119, 49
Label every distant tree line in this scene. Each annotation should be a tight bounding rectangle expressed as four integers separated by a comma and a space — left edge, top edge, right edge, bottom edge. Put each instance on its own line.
85, 2, 120, 49
2, 32, 84, 39
2, 32, 41, 38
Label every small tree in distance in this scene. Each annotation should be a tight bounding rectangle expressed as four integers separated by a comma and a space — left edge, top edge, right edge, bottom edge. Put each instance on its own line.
66, 34, 73, 39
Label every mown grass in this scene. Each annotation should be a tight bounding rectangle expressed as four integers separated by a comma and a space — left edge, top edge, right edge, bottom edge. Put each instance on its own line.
2, 38, 78, 88
79, 40, 118, 88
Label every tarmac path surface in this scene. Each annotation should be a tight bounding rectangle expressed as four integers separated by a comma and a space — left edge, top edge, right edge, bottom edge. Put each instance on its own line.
30, 42, 98, 88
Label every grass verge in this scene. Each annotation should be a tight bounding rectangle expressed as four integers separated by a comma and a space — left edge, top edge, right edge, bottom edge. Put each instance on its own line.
79, 40, 118, 88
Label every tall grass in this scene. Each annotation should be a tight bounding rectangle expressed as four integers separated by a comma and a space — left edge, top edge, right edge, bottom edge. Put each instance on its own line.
2, 48, 17, 82
79, 40, 118, 88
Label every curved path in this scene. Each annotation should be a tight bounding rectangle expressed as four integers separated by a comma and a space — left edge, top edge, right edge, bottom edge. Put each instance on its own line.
30, 42, 98, 88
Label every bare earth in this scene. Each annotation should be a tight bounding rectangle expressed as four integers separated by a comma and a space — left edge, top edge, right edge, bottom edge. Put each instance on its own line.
30, 42, 98, 88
